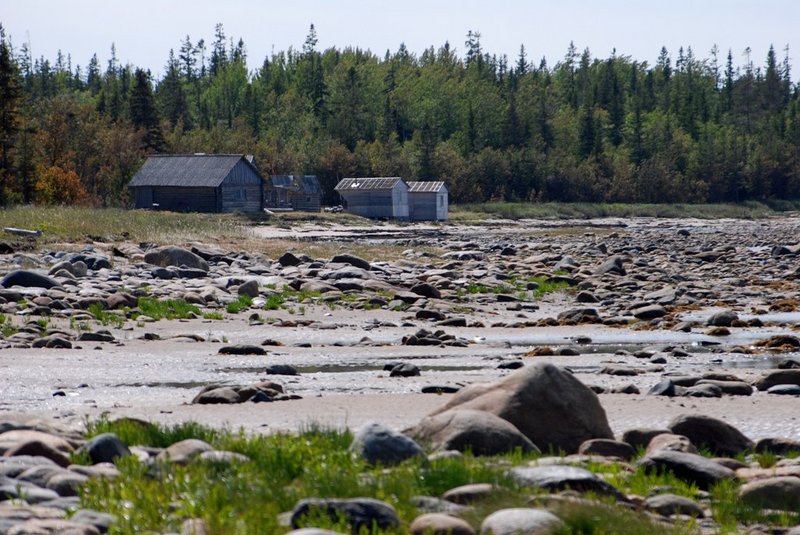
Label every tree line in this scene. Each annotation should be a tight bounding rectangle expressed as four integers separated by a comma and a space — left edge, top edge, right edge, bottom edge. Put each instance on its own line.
1, 23, 799, 207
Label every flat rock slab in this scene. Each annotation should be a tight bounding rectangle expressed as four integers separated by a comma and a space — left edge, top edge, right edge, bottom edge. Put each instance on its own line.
638, 450, 735, 489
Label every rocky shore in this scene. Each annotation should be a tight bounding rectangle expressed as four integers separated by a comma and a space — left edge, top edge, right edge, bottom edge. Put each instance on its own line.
0, 216, 799, 532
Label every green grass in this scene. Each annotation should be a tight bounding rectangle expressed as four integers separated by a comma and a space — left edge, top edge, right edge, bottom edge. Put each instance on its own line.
78, 418, 753, 535
88, 303, 126, 328
0, 313, 16, 337
452, 200, 800, 221
529, 276, 573, 299
226, 294, 253, 314
136, 298, 201, 320
263, 293, 285, 311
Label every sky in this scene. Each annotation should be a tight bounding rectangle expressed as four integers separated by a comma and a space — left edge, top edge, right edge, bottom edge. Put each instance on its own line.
4, 0, 800, 80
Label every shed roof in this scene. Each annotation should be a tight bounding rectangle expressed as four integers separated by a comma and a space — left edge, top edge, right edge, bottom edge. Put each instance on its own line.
129, 154, 263, 188
271, 175, 322, 194
335, 177, 405, 191
407, 181, 447, 193
297, 175, 322, 195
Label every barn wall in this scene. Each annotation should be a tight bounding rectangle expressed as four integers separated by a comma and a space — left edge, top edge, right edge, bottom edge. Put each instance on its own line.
220, 160, 265, 212
152, 187, 218, 212
133, 187, 153, 209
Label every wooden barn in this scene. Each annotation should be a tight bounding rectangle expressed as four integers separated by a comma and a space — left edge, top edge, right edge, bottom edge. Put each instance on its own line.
334, 177, 409, 219
128, 154, 265, 213
265, 175, 322, 212
408, 181, 448, 221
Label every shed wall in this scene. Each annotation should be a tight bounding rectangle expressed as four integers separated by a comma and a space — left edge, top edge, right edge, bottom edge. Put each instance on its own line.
151, 187, 218, 212
340, 190, 396, 218
289, 191, 321, 212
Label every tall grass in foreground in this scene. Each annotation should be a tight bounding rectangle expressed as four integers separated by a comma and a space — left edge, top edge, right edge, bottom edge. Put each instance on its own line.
77, 418, 800, 535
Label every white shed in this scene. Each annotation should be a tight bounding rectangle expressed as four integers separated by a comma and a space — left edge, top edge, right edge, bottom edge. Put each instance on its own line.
334, 177, 410, 219
408, 181, 448, 221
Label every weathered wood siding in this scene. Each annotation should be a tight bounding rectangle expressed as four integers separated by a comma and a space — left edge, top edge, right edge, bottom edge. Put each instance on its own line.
133, 187, 154, 209
289, 191, 321, 212
391, 182, 410, 219
341, 182, 408, 219
409, 188, 448, 221
152, 187, 217, 212
220, 160, 264, 213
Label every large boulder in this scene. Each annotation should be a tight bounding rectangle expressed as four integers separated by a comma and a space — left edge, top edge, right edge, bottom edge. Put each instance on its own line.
407, 409, 539, 456
480, 508, 563, 535
667, 414, 753, 456
426, 362, 613, 453
144, 246, 209, 272
0, 270, 60, 289
738, 476, 800, 511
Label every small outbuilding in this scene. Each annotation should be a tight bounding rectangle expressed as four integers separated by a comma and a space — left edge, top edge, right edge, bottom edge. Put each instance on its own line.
266, 175, 322, 212
128, 154, 265, 213
334, 177, 409, 219
408, 181, 448, 221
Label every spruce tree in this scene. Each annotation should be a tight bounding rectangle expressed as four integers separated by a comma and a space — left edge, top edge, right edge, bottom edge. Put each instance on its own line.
0, 25, 21, 204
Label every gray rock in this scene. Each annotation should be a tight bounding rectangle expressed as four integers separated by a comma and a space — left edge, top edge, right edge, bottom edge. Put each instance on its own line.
7, 519, 100, 534
428, 362, 613, 453
291, 497, 399, 532
411, 496, 469, 515
645, 433, 697, 455
82, 433, 131, 464
407, 409, 539, 456
144, 246, 209, 271
577, 438, 636, 460
78, 331, 116, 343
754, 437, 800, 455
738, 476, 800, 511
157, 439, 214, 464
480, 508, 563, 535
755, 369, 800, 391
766, 384, 800, 395
695, 379, 752, 396
218, 345, 267, 355
71, 509, 117, 533
390, 363, 421, 377
644, 493, 705, 518
668, 414, 753, 456
442, 483, 496, 504
633, 304, 667, 320
594, 256, 626, 276
237, 279, 260, 298
349, 422, 424, 466
278, 252, 302, 267
706, 310, 738, 327
638, 450, 735, 489
410, 283, 441, 299
509, 465, 626, 500
1, 270, 60, 289
46, 471, 89, 496
647, 379, 676, 397
265, 364, 298, 376
330, 254, 371, 270
410, 513, 475, 535
621, 428, 671, 451
191, 387, 242, 404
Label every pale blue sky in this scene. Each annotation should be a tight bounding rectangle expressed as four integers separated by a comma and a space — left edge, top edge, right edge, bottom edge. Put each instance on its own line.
4, 0, 799, 79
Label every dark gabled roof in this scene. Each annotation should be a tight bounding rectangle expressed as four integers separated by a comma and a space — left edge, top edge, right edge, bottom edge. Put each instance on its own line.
270, 175, 322, 195
129, 154, 263, 188
271, 175, 295, 188
335, 177, 405, 191
297, 175, 322, 195
408, 181, 447, 193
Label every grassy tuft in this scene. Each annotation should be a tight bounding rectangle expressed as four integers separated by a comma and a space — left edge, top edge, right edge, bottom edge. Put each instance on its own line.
226, 294, 254, 314
136, 298, 201, 320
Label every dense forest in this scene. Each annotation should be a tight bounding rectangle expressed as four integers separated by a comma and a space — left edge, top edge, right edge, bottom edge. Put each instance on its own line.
1, 23, 799, 207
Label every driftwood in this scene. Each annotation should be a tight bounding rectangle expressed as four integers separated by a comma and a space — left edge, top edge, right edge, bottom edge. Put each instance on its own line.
3, 227, 42, 237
